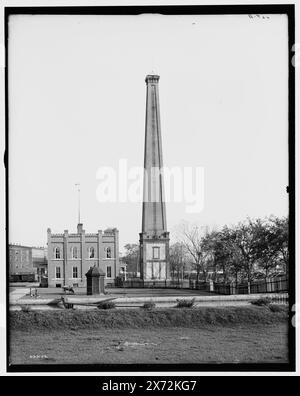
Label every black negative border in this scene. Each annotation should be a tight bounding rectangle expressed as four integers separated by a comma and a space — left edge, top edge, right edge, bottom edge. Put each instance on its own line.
5, 4, 296, 373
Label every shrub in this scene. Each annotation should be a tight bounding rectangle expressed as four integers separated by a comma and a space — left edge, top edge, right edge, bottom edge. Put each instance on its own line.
269, 304, 287, 313
64, 303, 74, 309
97, 300, 116, 310
176, 298, 195, 308
142, 301, 156, 310
251, 297, 272, 307
20, 305, 31, 313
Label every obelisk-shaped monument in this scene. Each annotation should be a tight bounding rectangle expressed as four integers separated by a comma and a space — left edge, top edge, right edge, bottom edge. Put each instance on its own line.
139, 75, 170, 281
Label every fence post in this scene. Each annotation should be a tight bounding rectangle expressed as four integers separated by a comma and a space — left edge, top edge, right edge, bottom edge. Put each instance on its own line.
247, 282, 251, 294
231, 282, 236, 295
266, 277, 271, 292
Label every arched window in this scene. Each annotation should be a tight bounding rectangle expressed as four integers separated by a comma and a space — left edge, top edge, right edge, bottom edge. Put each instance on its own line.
106, 247, 112, 259
88, 247, 95, 258
71, 246, 78, 259
54, 247, 61, 259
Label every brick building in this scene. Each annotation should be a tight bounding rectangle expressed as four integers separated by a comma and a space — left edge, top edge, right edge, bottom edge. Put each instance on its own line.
47, 223, 120, 287
9, 244, 48, 282
9, 244, 35, 282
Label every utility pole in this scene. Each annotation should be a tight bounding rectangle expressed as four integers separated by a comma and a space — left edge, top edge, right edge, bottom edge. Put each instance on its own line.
75, 183, 81, 224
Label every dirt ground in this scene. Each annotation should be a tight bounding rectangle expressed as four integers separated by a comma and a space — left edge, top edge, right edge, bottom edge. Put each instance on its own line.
9, 323, 288, 365
14, 286, 213, 300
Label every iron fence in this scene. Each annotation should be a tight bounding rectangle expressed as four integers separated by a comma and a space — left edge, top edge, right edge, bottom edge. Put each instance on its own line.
234, 278, 288, 295
119, 279, 190, 289
269, 293, 289, 304
211, 278, 288, 295
115, 277, 288, 295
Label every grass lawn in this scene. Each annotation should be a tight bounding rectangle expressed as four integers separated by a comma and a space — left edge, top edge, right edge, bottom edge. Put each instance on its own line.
10, 324, 288, 365
8, 306, 289, 365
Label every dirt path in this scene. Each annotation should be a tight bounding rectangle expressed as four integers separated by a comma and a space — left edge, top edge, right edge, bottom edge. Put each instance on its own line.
9, 324, 288, 365
9, 288, 29, 304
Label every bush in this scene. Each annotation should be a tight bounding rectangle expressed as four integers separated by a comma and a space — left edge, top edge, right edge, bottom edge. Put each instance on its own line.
20, 305, 31, 313
114, 276, 123, 287
142, 301, 156, 310
97, 300, 116, 310
251, 297, 272, 307
64, 303, 74, 310
176, 298, 195, 308
269, 304, 287, 313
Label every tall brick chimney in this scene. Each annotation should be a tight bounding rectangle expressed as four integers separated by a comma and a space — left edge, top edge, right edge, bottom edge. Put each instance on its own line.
139, 75, 170, 281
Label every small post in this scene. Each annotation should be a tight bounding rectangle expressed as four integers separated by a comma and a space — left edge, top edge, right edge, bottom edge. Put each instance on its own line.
266, 277, 272, 292
231, 282, 236, 295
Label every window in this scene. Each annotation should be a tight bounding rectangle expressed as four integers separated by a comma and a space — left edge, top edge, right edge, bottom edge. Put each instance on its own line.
71, 246, 78, 259
54, 247, 61, 259
55, 267, 61, 279
153, 247, 160, 259
72, 267, 78, 278
106, 266, 112, 278
106, 247, 112, 258
88, 247, 95, 258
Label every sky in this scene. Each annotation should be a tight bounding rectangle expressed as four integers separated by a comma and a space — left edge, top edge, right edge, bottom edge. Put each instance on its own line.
8, 13, 289, 252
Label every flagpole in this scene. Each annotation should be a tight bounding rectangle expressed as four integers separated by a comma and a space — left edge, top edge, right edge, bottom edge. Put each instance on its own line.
75, 183, 80, 224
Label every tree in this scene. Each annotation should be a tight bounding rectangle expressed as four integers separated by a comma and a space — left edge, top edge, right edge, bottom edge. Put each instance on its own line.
122, 244, 139, 275
180, 224, 211, 282
174, 216, 289, 286
268, 216, 289, 275
251, 219, 279, 279
201, 227, 244, 284
228, 218, 265, 283
169, 242, 187, 281
198, 231, 220, 281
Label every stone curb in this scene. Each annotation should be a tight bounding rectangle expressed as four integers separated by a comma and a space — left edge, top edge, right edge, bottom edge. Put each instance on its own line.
10, 292, 288, 306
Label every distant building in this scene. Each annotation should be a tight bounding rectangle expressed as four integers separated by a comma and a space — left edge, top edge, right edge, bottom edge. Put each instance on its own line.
9, 244, 33, 281
118, 258, 128, 280
32, 247, 48, 281
9, 244, 48, 282
47, 223, 120, 287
